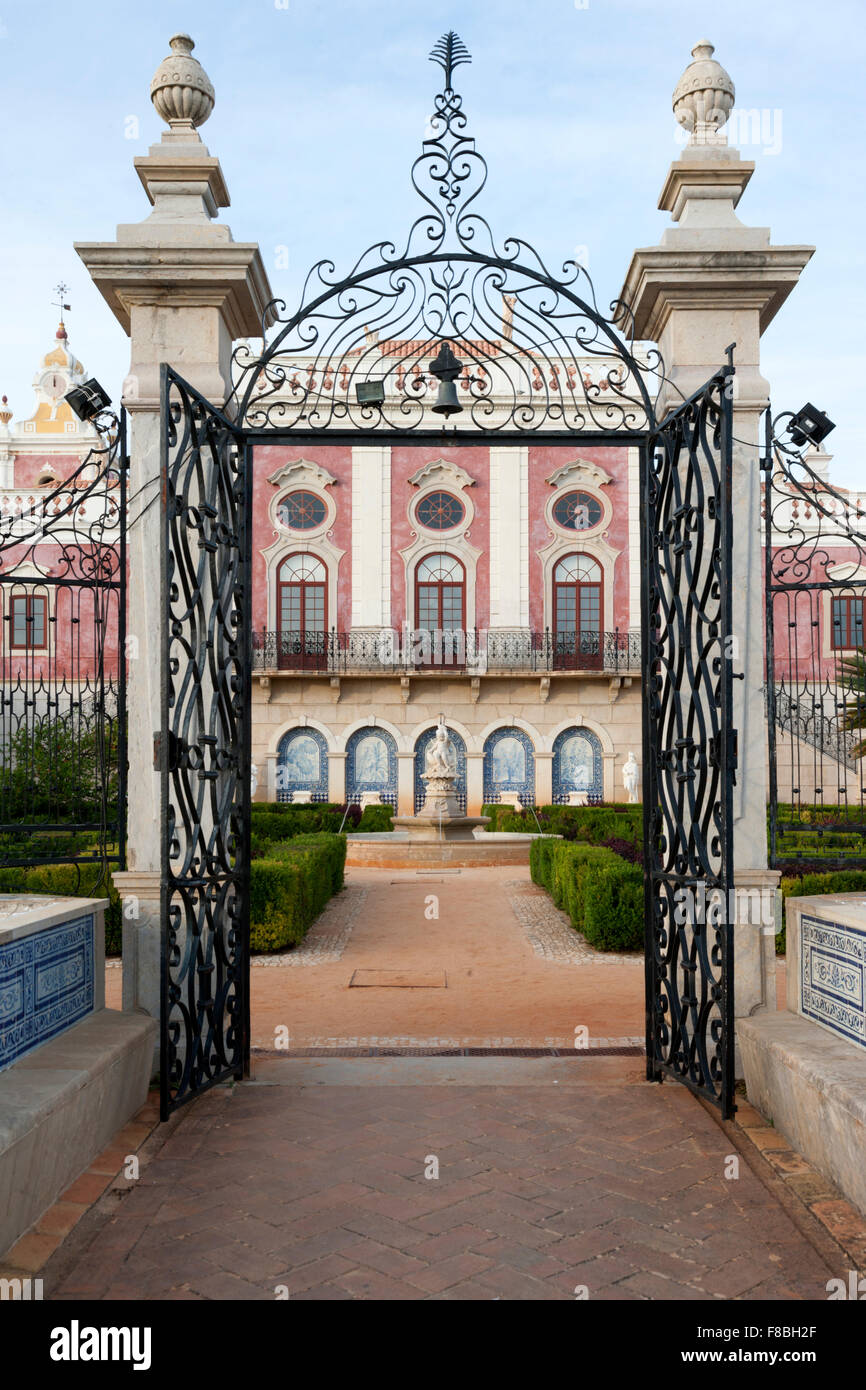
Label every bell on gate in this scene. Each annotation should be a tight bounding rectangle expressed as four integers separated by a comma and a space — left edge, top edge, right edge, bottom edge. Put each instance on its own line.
429, 342, 464, 418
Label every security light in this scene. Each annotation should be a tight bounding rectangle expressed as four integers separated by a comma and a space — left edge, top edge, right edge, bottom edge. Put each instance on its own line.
64, 378, 112, 422
355, 380, 386, 407
788, 402, 835, 449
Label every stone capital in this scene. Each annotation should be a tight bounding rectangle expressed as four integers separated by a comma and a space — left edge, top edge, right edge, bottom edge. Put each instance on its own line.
619, 244, 815, 348
74, 242, 272, 340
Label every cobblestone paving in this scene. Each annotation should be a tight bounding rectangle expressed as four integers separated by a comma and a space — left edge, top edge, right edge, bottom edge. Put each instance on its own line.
506, 882, 643, 966
44, 1062, 842, 1302
251, 886, 368, 967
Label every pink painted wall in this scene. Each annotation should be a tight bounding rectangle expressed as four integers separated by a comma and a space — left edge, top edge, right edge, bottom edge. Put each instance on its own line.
389, 445, 491, 629
12, 454, 85, 487
251, 444, 353, 632
528, 445, 631, 632
767, 542, 864, 682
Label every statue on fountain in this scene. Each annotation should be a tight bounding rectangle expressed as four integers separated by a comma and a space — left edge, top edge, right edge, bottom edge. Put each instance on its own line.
425, 717, 457, 780
392, 714, 489, 844
420, 716, 461, 817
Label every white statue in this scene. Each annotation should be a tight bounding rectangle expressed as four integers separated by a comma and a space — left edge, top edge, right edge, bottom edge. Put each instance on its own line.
250, 762, 259, 797
622, 750, 639, 804
425, 718, 457, 779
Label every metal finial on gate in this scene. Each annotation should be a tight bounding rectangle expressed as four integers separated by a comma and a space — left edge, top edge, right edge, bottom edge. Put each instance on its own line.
429, 31, 471, 90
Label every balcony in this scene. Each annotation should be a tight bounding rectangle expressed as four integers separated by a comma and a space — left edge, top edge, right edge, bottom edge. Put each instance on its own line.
251, 629, 641, 676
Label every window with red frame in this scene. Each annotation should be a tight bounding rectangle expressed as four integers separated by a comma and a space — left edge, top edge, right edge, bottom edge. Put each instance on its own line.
831, 596, 865, 650
9, 594, 47, 649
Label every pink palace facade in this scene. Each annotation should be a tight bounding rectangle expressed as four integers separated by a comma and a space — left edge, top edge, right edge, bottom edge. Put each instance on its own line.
2, 322, 863, 816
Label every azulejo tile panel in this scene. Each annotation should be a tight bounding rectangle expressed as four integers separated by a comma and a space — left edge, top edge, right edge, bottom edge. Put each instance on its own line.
0, 914, 94, 1071
800, 913, 866, 1049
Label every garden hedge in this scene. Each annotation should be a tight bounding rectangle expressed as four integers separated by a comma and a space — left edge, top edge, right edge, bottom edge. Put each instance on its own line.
776, 867, 866, 955
250, 801, 392, 851
0, 862, 123, 956
484, 803, 643, 846
530, 837, 643, 951
250, 832, 346, 953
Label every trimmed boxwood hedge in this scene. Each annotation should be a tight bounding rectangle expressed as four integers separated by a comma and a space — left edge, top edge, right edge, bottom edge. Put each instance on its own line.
250, 832, 346, 954
251, 802, 392, 851
777, 867, 866, 955
0, 862, 123, 956
530, 837, 643, 951
484, 803, 643, 847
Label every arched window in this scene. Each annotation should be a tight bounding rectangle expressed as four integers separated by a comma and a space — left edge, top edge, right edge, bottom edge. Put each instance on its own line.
277, 553, 327, 670
415, 553, 465, 667
553, 554, 602, 670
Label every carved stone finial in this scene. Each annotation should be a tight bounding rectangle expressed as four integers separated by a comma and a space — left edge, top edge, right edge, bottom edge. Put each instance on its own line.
672, 40, 735, 146
150, 33, 215, 134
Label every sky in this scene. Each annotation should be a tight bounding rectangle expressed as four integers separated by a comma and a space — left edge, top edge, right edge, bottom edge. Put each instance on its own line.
1, 0, 863, 486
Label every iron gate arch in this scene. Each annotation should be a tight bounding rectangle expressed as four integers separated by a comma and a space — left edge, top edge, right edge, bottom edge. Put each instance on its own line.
160, 30, 737, 1116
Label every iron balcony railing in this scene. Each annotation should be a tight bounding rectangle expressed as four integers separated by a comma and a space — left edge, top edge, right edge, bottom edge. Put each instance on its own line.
252, 628, 642, 675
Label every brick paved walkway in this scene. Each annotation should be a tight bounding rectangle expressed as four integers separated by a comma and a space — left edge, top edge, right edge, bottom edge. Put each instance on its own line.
42, 1056, 842, 1301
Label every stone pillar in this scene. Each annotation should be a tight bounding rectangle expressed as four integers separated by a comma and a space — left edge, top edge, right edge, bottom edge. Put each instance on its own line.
534, 751, 553, 808
619, 40, 813, 1028
328, 751, 347, 805
466, 752, 485, 816
75, 34, 273, 1034
397, 752, 415, 817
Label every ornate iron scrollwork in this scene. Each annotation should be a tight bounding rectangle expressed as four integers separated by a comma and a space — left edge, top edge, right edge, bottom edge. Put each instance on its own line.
160, 368, 251, 1118
224, 33, 664, 437
642, 367, 736, 1116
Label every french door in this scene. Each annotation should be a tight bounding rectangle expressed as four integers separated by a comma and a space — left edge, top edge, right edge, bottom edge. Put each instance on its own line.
415, 553, 466, 668
553, 553, 602, 669
277, 553, 327, 670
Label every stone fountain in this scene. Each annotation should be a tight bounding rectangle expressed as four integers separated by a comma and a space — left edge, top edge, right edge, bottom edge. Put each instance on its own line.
392, 716, 489, 842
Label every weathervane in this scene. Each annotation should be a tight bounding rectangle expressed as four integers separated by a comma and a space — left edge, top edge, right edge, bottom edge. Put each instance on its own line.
52, 281, 71, 326
429, 31, 471, 91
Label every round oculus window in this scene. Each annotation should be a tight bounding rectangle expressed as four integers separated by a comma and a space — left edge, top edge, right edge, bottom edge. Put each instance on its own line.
278, 490, 327, 530
552, 490, 603, 531
415, 490, 466, 531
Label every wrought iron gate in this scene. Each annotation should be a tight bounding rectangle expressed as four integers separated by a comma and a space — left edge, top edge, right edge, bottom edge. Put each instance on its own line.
641, 362, 737, 1117
0, 412, 127, 882
764, 407, 866, 868
160, 367, 252, 1119
156, 30, 740, 1117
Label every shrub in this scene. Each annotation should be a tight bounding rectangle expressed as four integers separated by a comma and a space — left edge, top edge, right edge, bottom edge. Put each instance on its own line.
486, 803, 643, 845
250, 803, 348, 841
356, 804, 395, 833
249, 833, 346, 953
582, 859, 644, 951
602, 835, 644, 867
775, 867, 866, 955
530, 837, 643, 951
0, 861, 122, 956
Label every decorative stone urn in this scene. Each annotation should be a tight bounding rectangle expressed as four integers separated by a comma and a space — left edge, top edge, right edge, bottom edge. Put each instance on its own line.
150, 33, 215, 133
672, 40, 734, 145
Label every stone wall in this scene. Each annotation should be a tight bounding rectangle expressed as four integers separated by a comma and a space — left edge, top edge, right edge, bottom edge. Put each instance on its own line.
251, 671, 642, 814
